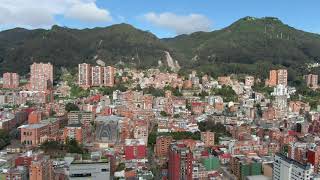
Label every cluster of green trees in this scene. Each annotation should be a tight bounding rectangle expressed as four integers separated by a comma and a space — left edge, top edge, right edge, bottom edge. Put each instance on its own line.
39, 140, 64, 156
159, 131, 201, 140
0, 130, 10, 149
70, 85, 90, 98
164, 85, 183, 96
198, 121, 231, 143
252, 82, 274, 97
98, 84, 128, 95
148, 128, 201, 148
141, 85, 184, 97
2, 16, 320, 86
160, 111, 168, 117
167, 17, 320, 81
194, 91, 209, 100
65, 139, 86, 154
291, 86, 320, 110
0, 24, 169, 75
212, 85, 237, 102
147, 125, 158, 147
65, 102, 80, 112
70, 83, 128, 98
40, 139, 86, 157
1, 104, 19, 109
143, 86, 165, 97
116, 163, 125, 171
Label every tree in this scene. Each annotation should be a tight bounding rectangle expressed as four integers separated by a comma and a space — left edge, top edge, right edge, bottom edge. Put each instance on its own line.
25, 101, 35, 107
198, 121, 231, 143
252, 82, 273, 97
148, 125, 158, 147
160, 111, 168, 117
288, 84, 320, 110
115, 84, 128, 92
164, 85, 182, 96
200, 91, 209, 99
70, 85, 89, 98
40, 140, 64, 156
256, 103, 262, 118
65, 103, 79, 112
116, 163, 125, 171
99, 87, 114, 95
212, 85, 237, 102
134, 84, 142, 91
65, 138, 84, 154
158, 132, 201, 140
143, 87, 164, 97
173, 114, 180, 118
148, 132, 157, 147
0, 130, 10, 149
186, 104, 191, 111
282, 144, 289, 155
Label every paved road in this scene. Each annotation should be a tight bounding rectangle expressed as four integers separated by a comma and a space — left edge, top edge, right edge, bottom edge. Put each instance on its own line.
148, 147, 161, 179
220, 166, 237, 180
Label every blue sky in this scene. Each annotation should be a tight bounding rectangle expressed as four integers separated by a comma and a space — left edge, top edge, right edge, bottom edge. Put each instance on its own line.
0, 0, 319, 38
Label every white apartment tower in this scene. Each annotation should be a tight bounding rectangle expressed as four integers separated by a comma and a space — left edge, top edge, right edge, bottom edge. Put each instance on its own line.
273, 153, 314, 180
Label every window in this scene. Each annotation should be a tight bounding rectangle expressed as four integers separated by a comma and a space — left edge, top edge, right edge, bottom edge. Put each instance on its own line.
101, 169, 108, 172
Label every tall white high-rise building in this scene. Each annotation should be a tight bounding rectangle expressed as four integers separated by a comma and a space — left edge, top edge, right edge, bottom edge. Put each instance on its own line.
273, 153, 314, 180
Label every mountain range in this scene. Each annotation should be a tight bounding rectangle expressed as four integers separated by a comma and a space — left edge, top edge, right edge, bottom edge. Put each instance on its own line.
1, 16, 320, 79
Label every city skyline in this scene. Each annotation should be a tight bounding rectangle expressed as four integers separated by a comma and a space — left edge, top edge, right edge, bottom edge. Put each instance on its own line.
1, 1, 320, 180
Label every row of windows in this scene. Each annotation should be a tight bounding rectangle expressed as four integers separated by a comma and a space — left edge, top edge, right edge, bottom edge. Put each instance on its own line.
23, 140, 33, 145
23, 131, 32, 136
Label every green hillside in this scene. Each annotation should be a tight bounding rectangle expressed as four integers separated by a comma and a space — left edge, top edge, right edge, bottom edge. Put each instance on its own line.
1, 16, 320, 80
0, 24, 175, 75
164, 16, 320, 78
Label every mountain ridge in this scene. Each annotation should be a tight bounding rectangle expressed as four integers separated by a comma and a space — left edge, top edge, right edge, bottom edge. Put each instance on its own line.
1, 16, 320, 79
164, 16, 320, 64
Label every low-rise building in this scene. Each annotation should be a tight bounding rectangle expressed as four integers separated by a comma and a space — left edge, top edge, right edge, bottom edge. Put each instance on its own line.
20, 123, 48, 147
201, 131, 215, 147
69, 158, 110, 180
124, 139, 147, 160
245, 76, 255, 87
5, 166, 28, 180
63, 124, 84, 144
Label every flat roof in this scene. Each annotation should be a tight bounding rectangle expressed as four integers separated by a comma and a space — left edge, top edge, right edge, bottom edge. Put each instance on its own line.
276, 153, 312, 170
18, 123, 48, 129
246, 175, 271, 180
72, 159, 109, 164
95, 115, 124, 122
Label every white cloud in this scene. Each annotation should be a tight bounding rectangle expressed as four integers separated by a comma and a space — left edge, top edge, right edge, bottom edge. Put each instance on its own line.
0, 0, 113, 29
143, 12, 212, 35
65, 2, 112, 23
